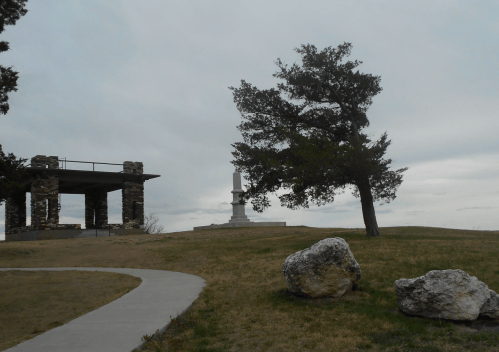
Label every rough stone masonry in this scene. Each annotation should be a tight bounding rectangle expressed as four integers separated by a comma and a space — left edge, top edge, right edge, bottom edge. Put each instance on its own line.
30, 155, 60, 230
122, 161, 145, 229
4, 155, 160, 241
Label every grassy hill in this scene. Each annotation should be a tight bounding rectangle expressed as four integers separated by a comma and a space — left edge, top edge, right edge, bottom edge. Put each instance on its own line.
1, 226, 498, 351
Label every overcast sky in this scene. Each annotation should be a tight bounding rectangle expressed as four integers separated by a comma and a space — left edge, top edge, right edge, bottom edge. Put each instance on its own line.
1, 1, 498, 240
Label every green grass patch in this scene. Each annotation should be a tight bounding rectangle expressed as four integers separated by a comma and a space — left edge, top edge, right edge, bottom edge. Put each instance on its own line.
2, 226, 499, 351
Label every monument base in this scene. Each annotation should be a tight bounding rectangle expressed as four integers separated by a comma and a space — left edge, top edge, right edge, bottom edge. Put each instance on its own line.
193, 222, 286, 231
228, 218, 251, 223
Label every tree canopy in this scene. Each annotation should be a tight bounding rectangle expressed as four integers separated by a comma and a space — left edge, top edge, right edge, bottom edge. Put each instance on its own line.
0, 144, 26, 204
229, 43, 408, 236
0, 0, 28, 115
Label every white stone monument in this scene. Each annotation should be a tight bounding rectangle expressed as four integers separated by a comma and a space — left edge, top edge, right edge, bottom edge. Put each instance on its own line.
193, 171, 286, 230
229, 172, 251, 223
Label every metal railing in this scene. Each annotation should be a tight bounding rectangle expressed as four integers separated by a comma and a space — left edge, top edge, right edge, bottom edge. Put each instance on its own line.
58, 158, 123, 172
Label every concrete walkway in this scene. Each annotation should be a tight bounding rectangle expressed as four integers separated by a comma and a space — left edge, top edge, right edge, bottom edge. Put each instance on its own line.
0, 267, 206, 352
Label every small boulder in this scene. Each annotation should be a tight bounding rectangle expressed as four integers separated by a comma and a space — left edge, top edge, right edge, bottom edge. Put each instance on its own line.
281, 237, 361, 298
395, 269, 491, 321
480, 289, 499, 319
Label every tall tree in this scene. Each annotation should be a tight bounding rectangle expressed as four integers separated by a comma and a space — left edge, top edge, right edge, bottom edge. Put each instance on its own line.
0, 144, 26, 205
0, 0, 28, 115
230, 43, 408, 237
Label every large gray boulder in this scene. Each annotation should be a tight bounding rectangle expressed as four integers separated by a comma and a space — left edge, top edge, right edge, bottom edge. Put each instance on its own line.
281, 237, 361, 298
395, 269, 499, 321
481, 289, 499, 319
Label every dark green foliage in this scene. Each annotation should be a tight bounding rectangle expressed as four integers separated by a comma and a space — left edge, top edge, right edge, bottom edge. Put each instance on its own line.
229, 43, 408, 236
0, 0, 28, 115
0, 0, 28, 32
0, 144, 26, 204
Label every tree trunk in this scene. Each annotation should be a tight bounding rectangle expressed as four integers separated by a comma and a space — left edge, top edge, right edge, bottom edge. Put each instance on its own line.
356, 176, 381, 237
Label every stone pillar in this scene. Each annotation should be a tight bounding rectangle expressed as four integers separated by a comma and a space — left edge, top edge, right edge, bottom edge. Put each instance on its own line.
122, 161, 144, 228
85, 190, 108, 229
31, 155, 59, 169
30, 155, 59, 230
5, 192, 26, 234
229, 172, 251, 223
85, 194, 94, 229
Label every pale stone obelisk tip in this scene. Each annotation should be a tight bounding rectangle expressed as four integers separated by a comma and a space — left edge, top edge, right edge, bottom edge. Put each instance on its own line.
233, 172, 242, 190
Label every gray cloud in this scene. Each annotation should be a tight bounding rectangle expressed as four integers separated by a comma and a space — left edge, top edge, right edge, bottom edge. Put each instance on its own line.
456, 207, 497, 212
163, 208, 232, 216
406, 211, 425, 216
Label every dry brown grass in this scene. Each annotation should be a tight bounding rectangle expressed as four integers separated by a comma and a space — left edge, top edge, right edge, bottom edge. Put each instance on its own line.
1, 226, 499, 351
0, 270, 141, 351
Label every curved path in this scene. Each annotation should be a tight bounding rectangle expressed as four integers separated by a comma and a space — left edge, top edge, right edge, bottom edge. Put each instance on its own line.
0, 267, 206, 352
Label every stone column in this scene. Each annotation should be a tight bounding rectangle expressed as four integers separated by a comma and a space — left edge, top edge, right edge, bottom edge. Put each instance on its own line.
85, 193, 95, 229
85, 190, 108, 229
229, 172, 251, 223
30, 155, 59, 169
5, 192, 26, 234
122, 161, 144, 228
94, 191, 108, 229
30, 155, 59, 230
